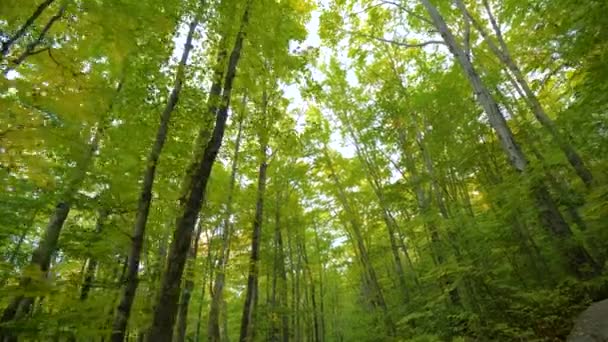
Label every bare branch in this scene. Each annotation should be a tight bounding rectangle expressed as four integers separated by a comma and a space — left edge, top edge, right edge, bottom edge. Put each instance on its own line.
343, 29, 445, 49
348, 2, 387, 17
380, 0, 433, 25
482, 0, 507, 50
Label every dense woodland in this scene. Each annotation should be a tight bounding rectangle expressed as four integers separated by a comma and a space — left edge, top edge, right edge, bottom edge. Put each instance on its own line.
0, 0, 607, 341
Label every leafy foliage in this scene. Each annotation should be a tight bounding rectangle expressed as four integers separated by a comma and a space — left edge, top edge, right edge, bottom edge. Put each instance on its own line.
0, 0, 607, 341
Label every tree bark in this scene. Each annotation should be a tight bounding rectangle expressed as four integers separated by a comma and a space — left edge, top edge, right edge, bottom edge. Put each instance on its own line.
239, 160, 267, 342
146, 5, 249, 340
420, 0, 527, 172
195, 229, 214, 342
300, 237, 320, 342
110, 19, 198, 342
313, 227, 326, 342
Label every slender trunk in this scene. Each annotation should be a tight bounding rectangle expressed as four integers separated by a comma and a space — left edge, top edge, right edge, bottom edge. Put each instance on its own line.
397, 126, 455, 300
174, 219, 204, 342
0, 0, 55, 59
300, 238, 320, 342
270, 191, 289, 342
288, 226, 299, 342
342, 118, 410, 298
3, 2, 66, 75
456, 0, 593, 186
313, 228, 326, 342
110, 19, 197, 342
80, 209, 108, 300
208, 98, 246, 342
238, 160, 267, 342
323, 148, 395, 336
195, 229, 214, 342
419, 0, 599, 278
420, 0, 526, 171
239, 91, 269, 342
417, 131, 462, 306
146, 5, 249, 339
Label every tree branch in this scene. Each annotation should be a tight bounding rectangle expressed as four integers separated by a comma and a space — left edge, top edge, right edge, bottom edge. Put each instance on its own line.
3, 3, 66, 75
379, 0, 433, 25
343, 29, 445, 49
453, 0, 471, 61
0, 0, 56, 59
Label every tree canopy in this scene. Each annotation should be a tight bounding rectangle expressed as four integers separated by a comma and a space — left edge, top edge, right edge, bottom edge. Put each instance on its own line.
1, 0, 607, 341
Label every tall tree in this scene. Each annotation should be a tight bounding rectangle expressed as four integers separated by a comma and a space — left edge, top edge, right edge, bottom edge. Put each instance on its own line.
110, 18, 198, 342
418, 0, 599, 278
208, 98, 246, 342
146, 2, 251, 339
239, 90, 270, 342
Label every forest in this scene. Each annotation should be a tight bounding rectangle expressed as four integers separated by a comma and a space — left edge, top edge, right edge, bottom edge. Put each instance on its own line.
0, 0, 607, 341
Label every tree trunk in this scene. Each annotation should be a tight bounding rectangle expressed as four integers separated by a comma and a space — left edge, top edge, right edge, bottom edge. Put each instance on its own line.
208, 97, 246, 342
238, 159, 267, 341
456, 0, 593, 187
195, 229, 214, 342
397, 126, 458, 303
0, 99, 113, 338
341, 116, 410, 298
239, 92, 269, 342
80, 209, 108, 300
110, 19, 198, 342
300, 237, 320, 342
146, 5, 249, 340
174, 219, 204, 342
313, 228, 326, 342
270, 190, 289, 342
418, 0, 599, 278
417, 130, 462, 306
420, 0, 527, 172
323, 148, 395, 336
0, 0, 55, 59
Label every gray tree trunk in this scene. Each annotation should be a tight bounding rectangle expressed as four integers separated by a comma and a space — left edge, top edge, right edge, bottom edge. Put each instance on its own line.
456, 0, 593, 187
419, 0, 599, 278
